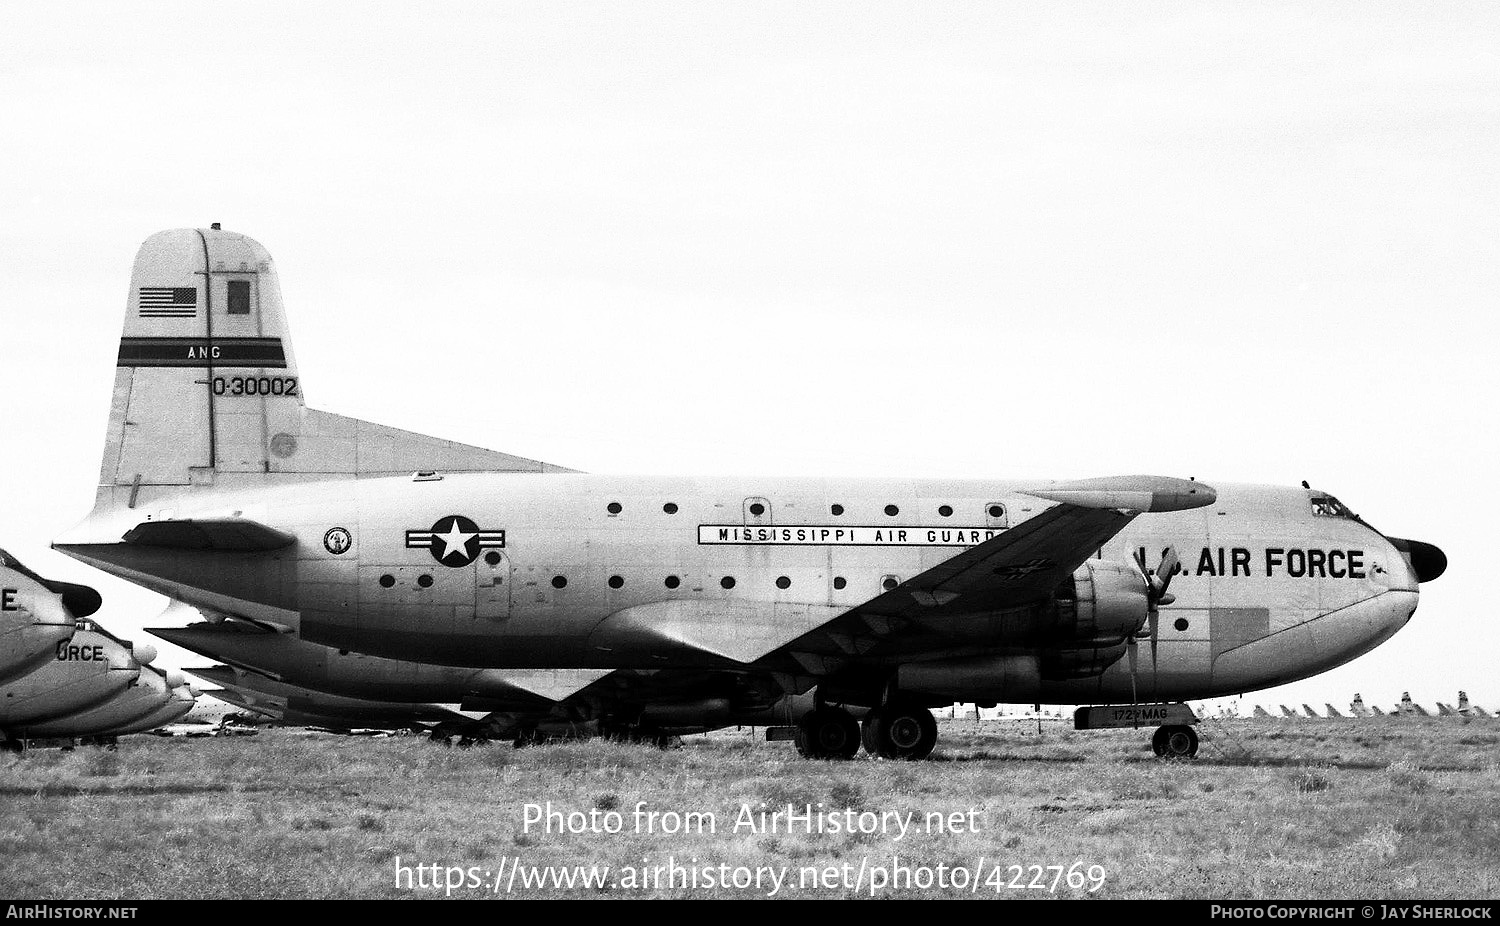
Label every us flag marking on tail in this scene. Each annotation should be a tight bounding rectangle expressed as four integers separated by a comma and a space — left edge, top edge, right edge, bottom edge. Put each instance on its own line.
138, 286, 198, 319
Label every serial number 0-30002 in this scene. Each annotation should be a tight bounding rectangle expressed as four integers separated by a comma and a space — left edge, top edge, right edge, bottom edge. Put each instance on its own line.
212, 376, 298, 397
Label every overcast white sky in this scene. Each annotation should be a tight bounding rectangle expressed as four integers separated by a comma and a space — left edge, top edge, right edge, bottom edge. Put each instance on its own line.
0, 2, 1495, 714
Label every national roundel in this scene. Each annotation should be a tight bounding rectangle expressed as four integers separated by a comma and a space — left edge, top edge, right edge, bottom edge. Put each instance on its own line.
404, 515, 506, 568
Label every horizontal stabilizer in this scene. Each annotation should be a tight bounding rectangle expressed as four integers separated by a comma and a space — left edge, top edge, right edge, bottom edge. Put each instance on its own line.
122, 518, 295, 552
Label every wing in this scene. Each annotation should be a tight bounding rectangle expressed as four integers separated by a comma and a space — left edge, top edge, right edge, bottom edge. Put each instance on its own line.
755, 475, 1215, 674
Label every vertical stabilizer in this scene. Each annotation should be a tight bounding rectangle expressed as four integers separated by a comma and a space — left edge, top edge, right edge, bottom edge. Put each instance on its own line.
102, 228, 304, 503
96, 228, 572, 513
1458, 691, 1490, 718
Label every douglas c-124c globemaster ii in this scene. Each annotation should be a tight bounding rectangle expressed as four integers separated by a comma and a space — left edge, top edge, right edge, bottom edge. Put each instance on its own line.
53, 227, 1447, 760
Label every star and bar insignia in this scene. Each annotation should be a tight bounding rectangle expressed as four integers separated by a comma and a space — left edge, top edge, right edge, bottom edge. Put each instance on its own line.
990, 558, 1054, 580
405, 515, 505, 567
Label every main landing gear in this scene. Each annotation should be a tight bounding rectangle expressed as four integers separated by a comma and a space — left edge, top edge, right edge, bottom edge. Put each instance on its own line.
861, 702, 938, 760
794, 707, 860, 760
793, 701, 938, 761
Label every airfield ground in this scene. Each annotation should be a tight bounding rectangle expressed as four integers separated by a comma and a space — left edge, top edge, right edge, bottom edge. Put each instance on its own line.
1, 717, 1497, 900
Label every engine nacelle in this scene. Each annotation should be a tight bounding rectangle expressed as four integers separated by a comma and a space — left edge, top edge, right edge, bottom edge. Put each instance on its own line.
1040, 642, 1131, 680
1032, 561, 1150, 681
1050, 560, 1149, 649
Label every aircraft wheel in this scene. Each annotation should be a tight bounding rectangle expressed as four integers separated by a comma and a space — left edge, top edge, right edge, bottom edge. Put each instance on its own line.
862, 702, 938, 760
795, 708, 860, 760
1153, 724, 1198, 759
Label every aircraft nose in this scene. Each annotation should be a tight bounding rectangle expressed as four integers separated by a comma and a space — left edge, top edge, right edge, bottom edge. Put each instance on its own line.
1388, 537, 1447, 583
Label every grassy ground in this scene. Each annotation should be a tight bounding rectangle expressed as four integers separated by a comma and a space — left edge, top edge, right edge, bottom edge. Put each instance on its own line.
1, 717, 1497, 899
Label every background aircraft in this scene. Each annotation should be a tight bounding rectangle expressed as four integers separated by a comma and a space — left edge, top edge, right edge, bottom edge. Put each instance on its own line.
0, 550, 94, 685
153, 620, 813, 744
0, 553, 200, 749
185, 665, 476, 732
20, 662, 195, 743
1398, 692, 1430, 717
152, 692, 265, 736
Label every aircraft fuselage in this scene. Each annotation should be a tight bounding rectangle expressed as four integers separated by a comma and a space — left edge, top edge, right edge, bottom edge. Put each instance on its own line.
58, 474, 1420, 705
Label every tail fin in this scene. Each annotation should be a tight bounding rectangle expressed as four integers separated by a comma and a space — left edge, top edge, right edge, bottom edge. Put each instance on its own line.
98, 227, 570, 510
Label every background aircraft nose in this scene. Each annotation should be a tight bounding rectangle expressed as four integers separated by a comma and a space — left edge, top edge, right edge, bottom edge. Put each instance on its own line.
53, 581, 103, 619
1388, 537, 1447, 583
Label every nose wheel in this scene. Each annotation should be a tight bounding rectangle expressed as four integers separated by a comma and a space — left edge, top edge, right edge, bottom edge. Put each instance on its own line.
1151, 724, 1198, 758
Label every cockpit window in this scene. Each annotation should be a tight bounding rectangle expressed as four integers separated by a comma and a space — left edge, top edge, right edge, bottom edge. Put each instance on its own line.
1311, 495, 1354, 518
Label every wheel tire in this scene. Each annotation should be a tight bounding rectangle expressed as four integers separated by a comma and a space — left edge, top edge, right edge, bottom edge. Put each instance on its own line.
1162, 725, 1198, 758
863, 703, 938, 760
1153, 724, 1198, 758
796, 708, 860, 760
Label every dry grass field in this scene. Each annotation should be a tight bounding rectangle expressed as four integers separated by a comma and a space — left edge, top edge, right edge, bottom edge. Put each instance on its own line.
1, 717, 1497, 899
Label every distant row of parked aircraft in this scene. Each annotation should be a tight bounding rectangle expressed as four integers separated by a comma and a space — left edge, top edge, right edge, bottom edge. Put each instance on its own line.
931, 691, 1491, 723
1244, 691, 1491, 719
